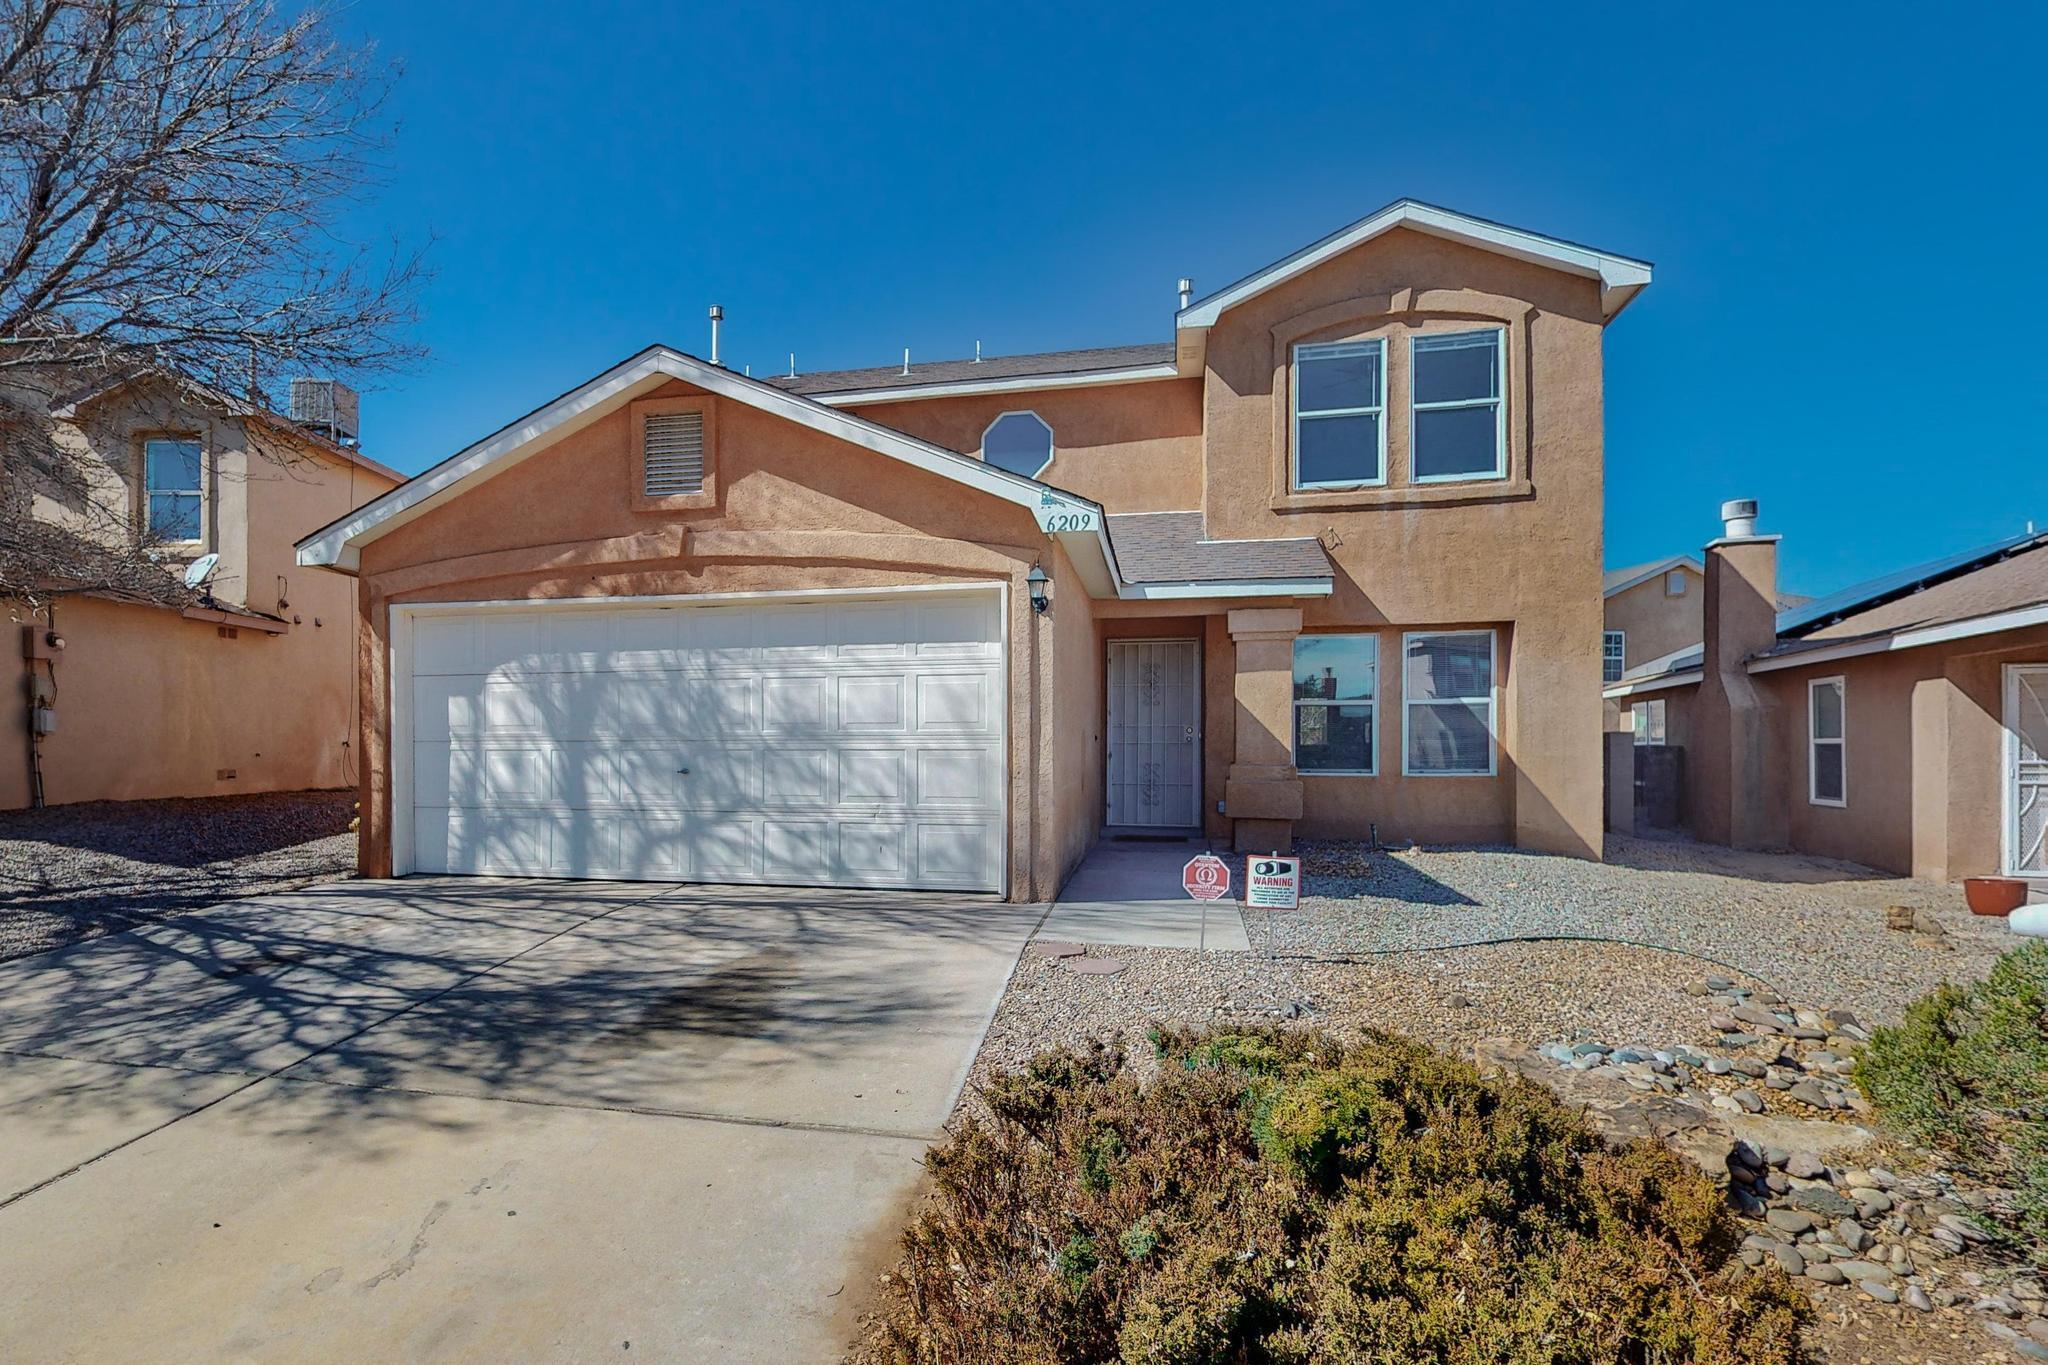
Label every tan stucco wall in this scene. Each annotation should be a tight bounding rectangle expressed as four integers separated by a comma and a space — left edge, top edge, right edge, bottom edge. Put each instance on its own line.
1187, 228, 1610, 856
1606, 566, 1703, 673
1765, 625, 2048, 879
352, 379, 1079, 900
8, 382, 395, 810
846, 378, 1204, 513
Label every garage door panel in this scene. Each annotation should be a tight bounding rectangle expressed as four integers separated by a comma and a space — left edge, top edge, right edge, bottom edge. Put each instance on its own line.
406, 595, 1003, 892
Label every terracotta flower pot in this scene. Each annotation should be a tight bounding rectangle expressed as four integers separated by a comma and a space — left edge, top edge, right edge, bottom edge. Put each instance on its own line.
1963, 876, 2029, 917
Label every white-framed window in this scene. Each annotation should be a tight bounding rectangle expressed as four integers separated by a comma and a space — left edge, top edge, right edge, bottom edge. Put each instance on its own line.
1410, 329, 1505, 483
1631, 698, 1667, 746
143, 437, 203, 542
1665, 569, 1689, 597
1603, 630, 1627, 684
980, 411, 1054, 478
1293, 634, 1377, 774
1292, 339, 1386, 489
1403, 630, 1497, 776
1809, 677, 1846, 807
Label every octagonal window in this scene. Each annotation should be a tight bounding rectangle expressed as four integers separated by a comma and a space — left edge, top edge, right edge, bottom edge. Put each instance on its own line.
980, 411, 1053, 477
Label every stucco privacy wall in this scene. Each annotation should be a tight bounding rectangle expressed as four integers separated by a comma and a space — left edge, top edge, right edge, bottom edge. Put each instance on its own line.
352, 378, 1080, 900
1607, 568, 1703, 674
847, 378, 1204, 513
1197, 228, 1610, 856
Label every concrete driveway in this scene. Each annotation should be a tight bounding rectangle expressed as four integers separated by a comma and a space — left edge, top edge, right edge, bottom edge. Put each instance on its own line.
0, 877, 1039, 1362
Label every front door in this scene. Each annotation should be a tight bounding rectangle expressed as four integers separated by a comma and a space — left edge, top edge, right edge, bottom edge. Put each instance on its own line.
1106, 639, 1200, 828
2008, 664, 2048, 876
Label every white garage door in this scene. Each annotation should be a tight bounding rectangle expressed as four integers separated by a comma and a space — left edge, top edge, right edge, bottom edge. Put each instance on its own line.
401, 591, 1006, 891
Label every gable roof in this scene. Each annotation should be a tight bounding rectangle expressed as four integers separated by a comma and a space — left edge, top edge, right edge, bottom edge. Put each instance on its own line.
769, 343, 1177, 403
51, 367, 403, 483
1776, 529, 2048, 639
294, 344, 1114, 576
1177, 199, 1654, 329
1604, 555, 1703, 597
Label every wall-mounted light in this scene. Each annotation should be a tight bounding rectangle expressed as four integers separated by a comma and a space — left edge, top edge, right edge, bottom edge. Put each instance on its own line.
1026, 565, 1050, 615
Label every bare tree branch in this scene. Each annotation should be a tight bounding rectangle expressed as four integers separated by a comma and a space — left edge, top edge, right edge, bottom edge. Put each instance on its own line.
0, 0, 426, 608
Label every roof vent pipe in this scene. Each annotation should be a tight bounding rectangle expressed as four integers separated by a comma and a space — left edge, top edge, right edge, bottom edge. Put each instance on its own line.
1720, 498, 1760, 539
1177, 277, 1193, 310
901, 347, 910, 376
788, 352, 796, 379
708, 305, 724, 366
974, 340, 982, 363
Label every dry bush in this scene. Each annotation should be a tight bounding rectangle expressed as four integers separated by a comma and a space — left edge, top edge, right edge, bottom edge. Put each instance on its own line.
854, 1027, 1809, 1365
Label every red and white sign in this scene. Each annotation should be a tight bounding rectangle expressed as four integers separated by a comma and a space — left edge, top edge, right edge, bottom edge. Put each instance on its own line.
1245, 856, 1301, 909
1182, 853, 1232, 901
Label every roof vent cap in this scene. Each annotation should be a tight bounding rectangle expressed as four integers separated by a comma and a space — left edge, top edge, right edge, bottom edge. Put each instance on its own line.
1720, 498, 1760, 539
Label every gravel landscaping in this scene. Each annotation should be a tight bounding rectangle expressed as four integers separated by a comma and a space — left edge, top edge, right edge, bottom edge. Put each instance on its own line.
0, 790, 356, 961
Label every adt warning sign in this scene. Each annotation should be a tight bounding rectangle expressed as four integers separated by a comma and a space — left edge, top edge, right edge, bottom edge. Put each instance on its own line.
1181, 854, 1231, 901
1245, 856, 1301, 909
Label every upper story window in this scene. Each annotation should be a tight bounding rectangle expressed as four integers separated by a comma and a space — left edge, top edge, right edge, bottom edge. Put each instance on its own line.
1293, 633, 1377, 774
1411, 329, 1505, 483
981, 411, 1053, 478
1292, 339, 1385, 489
1603, 630, 1626, 684
143, 437, 202, 542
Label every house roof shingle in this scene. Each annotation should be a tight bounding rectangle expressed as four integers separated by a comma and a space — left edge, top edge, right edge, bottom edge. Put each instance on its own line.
1758, 539, 2048, 655
766, 343, 1176, 398
1107, 511, 1331, 585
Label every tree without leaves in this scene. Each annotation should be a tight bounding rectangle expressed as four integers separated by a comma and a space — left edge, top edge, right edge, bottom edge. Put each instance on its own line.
0, 0, 425, 607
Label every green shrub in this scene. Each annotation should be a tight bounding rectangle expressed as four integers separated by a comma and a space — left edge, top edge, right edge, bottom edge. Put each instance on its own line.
1856, 940, 2048, 1257
854, 1026, 1809, 1364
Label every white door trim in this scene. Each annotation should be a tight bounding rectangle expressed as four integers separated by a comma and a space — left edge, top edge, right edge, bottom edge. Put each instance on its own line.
1104, 637, 1203, 829
386, 581, 1009, 887
2005, 663, 2048, 878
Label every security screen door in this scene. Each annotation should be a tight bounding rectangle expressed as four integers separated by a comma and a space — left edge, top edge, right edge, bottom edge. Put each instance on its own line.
2010, 665, 2048, 876
1105, 639, 1200, 828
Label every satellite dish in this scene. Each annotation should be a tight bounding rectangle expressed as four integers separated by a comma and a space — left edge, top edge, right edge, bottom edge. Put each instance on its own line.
183, 552, 221, 591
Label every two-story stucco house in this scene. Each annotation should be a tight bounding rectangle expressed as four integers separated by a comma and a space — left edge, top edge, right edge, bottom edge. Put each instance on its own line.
6, 371, 400, 809
296, 201, 1653, 901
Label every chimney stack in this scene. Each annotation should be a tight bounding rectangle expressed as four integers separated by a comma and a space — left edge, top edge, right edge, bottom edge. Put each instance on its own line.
1695, 497, 1786, 851
708, 305, 724, 366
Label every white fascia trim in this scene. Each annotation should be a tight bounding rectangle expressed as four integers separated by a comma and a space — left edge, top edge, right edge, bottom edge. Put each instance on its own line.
1604, 556, 1704, 598
1603, 670, 1704, 700
1624, 642, 1703, 679
807, 363, 1180, 406
1746, 601, 2048, 674
1176, 201, 1654, 329
294, 345, 1107, 574
1120, 577, 1334, 601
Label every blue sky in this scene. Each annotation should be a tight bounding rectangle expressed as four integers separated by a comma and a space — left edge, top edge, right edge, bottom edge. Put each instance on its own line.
329, 0, 2043, 599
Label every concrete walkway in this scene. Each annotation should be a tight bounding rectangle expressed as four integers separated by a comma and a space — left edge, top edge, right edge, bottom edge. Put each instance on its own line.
0, 877, 1039, 1362
1036, 838, 1252, 951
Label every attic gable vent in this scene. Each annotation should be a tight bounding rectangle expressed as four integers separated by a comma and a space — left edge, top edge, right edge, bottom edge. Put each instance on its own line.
643, 411, 705, 496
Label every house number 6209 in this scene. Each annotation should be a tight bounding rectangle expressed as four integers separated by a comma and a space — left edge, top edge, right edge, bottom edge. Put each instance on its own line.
1044, 512, 1095, 533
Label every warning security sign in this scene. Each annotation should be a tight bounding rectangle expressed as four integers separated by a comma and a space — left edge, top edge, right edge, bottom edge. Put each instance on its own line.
1245, 856, 1301, 909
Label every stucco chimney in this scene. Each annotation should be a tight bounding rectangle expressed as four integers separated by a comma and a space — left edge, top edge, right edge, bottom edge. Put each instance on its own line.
1694, 498, 1787, 850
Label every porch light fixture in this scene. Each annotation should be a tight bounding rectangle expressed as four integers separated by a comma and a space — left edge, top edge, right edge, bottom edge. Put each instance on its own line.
1027, 565, 1050, 615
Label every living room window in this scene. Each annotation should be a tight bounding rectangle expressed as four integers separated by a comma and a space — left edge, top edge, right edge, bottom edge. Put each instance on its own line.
143, 437, 202, 542
1292, 339, 1385, 488
1403, 630, 1496, 775
1293, 634, 1376, 774
1603, 630, 1627, 684
1809, 677, 1847, 807
1411, 329, 1505, 482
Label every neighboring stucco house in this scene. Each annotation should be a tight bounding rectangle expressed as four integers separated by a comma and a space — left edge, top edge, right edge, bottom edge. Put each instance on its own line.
297, 200, 1654, 900
1602, 556, 1703, 688
1605, 504, 2048, 883
6, 371, 400, 809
